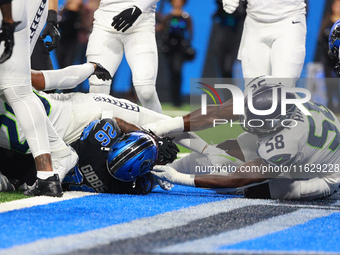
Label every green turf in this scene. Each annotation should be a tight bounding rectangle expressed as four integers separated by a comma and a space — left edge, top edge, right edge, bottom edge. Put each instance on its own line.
0, 190, 26, 203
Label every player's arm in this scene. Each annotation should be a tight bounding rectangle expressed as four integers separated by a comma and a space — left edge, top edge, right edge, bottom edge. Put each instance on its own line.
152, 158, 279, 188
111, 0, 159, 32
142, 99, 237, 136
115, 118, 141, 133
31, 62, 111, 91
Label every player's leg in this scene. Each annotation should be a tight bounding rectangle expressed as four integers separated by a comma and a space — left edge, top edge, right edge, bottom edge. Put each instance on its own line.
124, 30, 162, 113
271, 14, 306, 80
267, 177, 334, 200
87, 9, 124, 94
238, 16, 271, 79
0, 2, 76, 196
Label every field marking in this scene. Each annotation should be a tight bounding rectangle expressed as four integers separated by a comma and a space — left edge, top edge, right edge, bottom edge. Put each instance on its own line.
0, 192, 96, 213
0, 198, 271, 255
156, 208, 335, 253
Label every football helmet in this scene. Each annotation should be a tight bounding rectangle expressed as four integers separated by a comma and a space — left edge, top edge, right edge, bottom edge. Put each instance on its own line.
240, 85, 298, 136
106, 131, 158, 182
329, 20, 340, 76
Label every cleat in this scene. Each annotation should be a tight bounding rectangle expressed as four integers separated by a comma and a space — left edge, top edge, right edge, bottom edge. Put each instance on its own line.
24, 174, 63, 197
0, 172, 15, 191
51, 145, 79, 181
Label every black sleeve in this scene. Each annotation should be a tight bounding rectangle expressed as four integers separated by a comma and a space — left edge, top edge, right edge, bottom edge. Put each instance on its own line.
0, 0, 12, 5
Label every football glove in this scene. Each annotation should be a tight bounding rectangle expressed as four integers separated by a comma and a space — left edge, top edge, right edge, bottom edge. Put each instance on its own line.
222, 0, 239, 14
156, 136, 179, 165
151, 165, 195, 187
111, 6, 142, 32
0, 21, 20, 64
133, 172, 154, 195
90, 62, 112, 81
41, 10, 60, 51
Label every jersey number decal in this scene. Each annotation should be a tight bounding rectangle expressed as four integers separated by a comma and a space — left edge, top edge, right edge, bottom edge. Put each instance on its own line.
95, 122, 117, 146
265, 134, 285, 153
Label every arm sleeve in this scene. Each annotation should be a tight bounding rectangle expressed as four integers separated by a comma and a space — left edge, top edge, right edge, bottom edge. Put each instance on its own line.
42, 63, 94, 91
134, 0, 159, 12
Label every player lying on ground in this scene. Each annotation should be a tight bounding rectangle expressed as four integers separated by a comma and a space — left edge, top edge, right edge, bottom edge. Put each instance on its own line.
2, 116, 178, 196
152, 85, 340, 200
0, 63, 230, 193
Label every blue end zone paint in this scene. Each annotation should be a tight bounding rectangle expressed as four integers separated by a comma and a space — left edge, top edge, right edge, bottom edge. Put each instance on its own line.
220, 212, 340, 253
0, 186, 231, 250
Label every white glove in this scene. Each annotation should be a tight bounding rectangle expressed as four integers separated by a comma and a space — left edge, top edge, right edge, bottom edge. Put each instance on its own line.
151, 165, 195, 187
222, 0, 239, 14
154, 178, 174, 191
203, 145, 244, 170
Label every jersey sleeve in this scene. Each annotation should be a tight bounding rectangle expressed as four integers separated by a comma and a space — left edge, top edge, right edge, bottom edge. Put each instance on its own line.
257, 129, 300, 167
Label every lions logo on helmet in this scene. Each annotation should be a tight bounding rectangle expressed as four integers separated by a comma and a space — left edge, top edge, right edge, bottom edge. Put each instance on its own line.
329, 20, 340, 76
106, 131, 158, 182
240, 85, 298, 136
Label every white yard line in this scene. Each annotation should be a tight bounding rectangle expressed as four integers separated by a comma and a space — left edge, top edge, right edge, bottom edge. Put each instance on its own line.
0, 192, 96, 213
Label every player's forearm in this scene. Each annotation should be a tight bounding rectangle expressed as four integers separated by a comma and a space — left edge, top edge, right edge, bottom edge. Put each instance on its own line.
135, 0, 159, 12
184, 99, 237, 131
116, 118, 141, 133
39, 63, 95, 91
0, 2, 13, 23
195, 158, 273, 188
48, 0, 58, 12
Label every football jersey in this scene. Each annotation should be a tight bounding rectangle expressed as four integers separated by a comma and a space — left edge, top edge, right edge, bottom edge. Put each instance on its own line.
246, 0, 306, 23
0, 91, 142, 153
99, 0, 157, 13
63, 118, 153, 194
257, 102, 340, 179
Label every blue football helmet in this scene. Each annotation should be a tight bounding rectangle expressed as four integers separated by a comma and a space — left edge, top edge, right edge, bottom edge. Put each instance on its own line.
240, 85, 298, 136
106, 131, 158, 182
329, 19, 340, 76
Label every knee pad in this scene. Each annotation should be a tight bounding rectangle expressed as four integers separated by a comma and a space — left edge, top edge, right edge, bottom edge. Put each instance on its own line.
134, 85, 157, 102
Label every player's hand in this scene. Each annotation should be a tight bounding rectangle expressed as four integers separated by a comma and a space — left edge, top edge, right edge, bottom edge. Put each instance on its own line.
90, 62, 112, 81
203, 145, 243, 169
151, 165, 194, 186
154, 178, 174, 191
155, 136, 179, 165
41, 10, 60, 51
222, 0, 239, 14
0, 21, 21, 64
133, 172, 154, 195
111, 6, 142, 32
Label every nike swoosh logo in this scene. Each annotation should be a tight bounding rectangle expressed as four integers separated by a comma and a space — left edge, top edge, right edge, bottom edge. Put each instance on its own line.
292, 21, 301, 24
216, 154, 237, 162
273, 157, 283, 162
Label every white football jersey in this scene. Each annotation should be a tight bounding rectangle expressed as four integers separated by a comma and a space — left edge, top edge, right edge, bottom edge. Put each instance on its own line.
257, 102, 340, 179
0, 92, 153, 154
246, 0, 306, 22
99, 0, 158, 13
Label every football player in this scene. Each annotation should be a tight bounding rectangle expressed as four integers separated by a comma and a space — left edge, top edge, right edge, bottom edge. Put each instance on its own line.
86, 0, 162, 113
0, 0, 78, 197
328, 19, 340, 76
223, 0, 306, 84
152, 85, 340, 200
